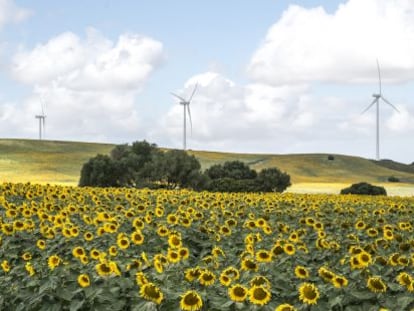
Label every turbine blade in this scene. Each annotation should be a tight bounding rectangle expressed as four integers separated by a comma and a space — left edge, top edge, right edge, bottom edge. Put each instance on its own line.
170, 92, 186, 102
377, 59, 382, 95
361, 98, 377, 114
187, 104, 192, 135
187, 83, 198, 103
381, 96, 400, 112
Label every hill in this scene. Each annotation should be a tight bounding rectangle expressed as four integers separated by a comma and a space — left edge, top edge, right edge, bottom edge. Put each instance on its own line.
1, 139, 414, 195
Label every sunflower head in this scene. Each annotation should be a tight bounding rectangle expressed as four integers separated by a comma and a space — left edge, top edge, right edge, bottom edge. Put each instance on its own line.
228, 284, 248, 302
139, 282, 164, 305
367, 276, 387, 293
298, 282, 320, 305
248, 285, 272, 306
180, 290, 203, 311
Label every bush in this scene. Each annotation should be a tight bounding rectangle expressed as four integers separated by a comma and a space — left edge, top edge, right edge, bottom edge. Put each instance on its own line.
387, 176, 400, 182
328, 155, 335, 161
340, 182, 386, 196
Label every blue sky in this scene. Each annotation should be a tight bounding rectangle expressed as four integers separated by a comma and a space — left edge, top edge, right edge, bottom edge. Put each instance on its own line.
1, 0, 414, 163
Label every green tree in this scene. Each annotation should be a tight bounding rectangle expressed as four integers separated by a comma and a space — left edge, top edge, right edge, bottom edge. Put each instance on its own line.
79, 154, 120, 187
256, 168, 291, 192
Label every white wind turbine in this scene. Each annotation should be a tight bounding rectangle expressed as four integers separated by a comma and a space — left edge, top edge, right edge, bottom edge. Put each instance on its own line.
171, 83, 198, 150
361, 59, 399, 161
35, 94, 46, 140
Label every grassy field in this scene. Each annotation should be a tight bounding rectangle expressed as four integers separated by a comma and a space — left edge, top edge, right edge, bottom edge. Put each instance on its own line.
1, 138, 414, 195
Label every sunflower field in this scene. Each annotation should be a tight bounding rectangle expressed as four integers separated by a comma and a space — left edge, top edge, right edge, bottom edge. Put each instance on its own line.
1, 182, 414, 311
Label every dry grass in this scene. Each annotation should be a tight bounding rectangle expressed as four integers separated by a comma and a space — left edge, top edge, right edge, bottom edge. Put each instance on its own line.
1, 139, 414, 195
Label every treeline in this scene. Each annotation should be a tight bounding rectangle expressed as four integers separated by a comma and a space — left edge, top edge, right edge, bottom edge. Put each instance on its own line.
79, 141, 291, 193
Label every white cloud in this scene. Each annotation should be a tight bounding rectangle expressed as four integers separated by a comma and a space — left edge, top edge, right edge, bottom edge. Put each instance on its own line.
248, 0, 414, 86
12, 28, 164, 91
0, 0, 31, 29
5, 29, 164, 141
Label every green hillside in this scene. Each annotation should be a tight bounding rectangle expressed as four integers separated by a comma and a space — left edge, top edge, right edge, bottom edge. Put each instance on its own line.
1, 139, 414, 194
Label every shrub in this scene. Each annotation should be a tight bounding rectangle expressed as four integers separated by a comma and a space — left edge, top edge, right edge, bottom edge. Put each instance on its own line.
340, 182, 386, 196
328, 155, 335, 161
387, 176, 400, 182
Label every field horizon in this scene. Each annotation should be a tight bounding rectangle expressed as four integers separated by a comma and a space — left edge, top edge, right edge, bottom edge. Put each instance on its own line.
1, 138, 414, 195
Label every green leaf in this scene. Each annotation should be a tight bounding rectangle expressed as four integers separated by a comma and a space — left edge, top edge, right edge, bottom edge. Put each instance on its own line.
70, 299, 84, 311
349, 290, 376, 300
396, 295, 414, 310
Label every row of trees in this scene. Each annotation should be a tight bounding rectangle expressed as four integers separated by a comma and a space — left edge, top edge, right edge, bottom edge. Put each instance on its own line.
79, 141, 291, 193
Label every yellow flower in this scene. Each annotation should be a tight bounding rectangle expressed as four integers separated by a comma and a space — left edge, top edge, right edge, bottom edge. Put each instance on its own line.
228, 284, 248, 302
283, 243, 295, 256
180, 290, 203, 311
294, 265, 309, 279
275, 304, 297, 311
77, 274, 91, 288
47, 255, 61, 270
198, 270, 215, 286
139, 282, 164, 305
367, 276, 387, 293
298, 282, 320, 305
248, 285, 271, 306
36, 239, 46, 250
1, 260, 10, 273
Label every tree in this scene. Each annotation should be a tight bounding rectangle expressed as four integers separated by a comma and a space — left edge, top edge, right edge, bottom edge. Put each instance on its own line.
256, 168, 291, 192
206, 161, 257, 180
79, 154, 120, 187
340, 182, 387, 196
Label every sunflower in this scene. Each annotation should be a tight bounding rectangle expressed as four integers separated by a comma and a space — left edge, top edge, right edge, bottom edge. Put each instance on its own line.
108, 246, 118, 257
241, 258, 258, 272
25, 262, 35, 276
212, 246, 225, 258
298, 282, 320, 305
167, 214, 178, 225
283, 243, 295, 256
294, 266, 309, 279
96, 262, 112, 277
383, 229, 394, 241
198, 270, 216, 286
185, 268, 202, 282
168, 234, 182, 249
228, 284, 248, 302
83, 231, 94, 241
48, 255, 61, 270
256, 250, 272, 263
275, 304, 297, 311
157, 225, 169, 237
219, 274, 232, 286
72, 246, 86, 258
180, 290, 203, 311
248, 285, 271, 306
179, 247, 190, 260
356, 251, 372, 268
131, 231, 145, 245
394, 271, 410, 286
22, 252, 32, 261
332, 275, 348, 288
154, 259, 164, 274
139, 282, 164, 305
117, 237, 130, 250
272, 244, 284, 256
136, 272, 149, 286
90, 249, 100, 260
167, 249, 181, 263
219, 225, 232, 236
77, 274, 90, 288
1, 260, 10, 273
223, 266, 240, 281
250, 275, 271, 289
367, 276, 387, 293
36, 239, 46, 250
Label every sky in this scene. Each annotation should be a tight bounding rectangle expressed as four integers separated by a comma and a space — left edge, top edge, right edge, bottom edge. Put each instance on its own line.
1, 0, 414, 163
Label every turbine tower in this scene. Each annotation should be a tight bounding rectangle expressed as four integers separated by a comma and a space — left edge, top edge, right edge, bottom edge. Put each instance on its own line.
35, 95, 46, 140
171, 83, 198, 150
361, 59, 399, 161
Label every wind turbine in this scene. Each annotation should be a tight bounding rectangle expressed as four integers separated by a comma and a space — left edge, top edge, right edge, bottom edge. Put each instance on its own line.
171, 83, 198, 150
35, 94, 46, 140
361, 59, 399, 161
